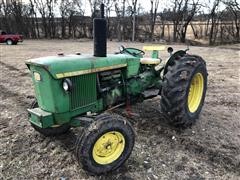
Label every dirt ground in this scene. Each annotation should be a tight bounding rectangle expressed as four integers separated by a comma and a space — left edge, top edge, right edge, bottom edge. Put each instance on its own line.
0, 40, 239, 180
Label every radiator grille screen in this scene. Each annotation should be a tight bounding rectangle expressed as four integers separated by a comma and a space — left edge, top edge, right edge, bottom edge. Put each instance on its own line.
70, 74, 97, 110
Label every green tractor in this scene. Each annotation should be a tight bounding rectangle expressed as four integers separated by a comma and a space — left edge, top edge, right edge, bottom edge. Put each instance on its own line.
26, 4, 207, 175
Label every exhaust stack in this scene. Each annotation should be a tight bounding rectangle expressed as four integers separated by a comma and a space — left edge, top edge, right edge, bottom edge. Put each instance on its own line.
93, 4, 107, 57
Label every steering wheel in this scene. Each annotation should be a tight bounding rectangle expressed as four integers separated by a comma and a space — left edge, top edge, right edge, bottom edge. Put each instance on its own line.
119, 45, 145, 56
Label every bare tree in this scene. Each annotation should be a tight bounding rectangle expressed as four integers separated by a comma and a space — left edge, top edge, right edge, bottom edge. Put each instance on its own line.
131, 0, 138, 41
59, 0, 68, 38
223, 0, 240, 42
1, 0, 12, 33
125, 0, 138, 41
179, 0, 201, 42
89, 0, 101, 18
0, 0, 31, 36
11, 1, 25, 34
208, 0, 221, 45
114, 0, 127, 41
33, 0, 48, 37
159, 8, 173, 41
149, 0, 159, 41
29, 0, 40, 38
0, 2, 3, 30
102, 0, 115, 39
59, 0, 84, 38
33, 0, 58, 38
171, 0, 201, 43
171, 0, 183, 42
46, 0, 57, 38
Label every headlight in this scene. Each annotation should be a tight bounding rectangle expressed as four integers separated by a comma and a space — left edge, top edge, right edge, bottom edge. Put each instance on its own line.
63, 81, 69, 91
33, 72, 41, 81
62, 78, 72, 92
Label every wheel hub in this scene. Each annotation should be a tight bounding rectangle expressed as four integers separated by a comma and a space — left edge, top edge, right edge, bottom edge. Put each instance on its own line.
92, 131, 125, 165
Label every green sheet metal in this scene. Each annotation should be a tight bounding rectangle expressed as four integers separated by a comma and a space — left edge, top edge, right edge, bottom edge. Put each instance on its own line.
27, 108, 54, 128
26, 54, 139, 79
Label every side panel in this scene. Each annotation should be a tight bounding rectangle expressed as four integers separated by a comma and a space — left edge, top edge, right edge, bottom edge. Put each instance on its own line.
30, 65, 98, 113
126, 57, 140, 77
30, 65, 70, 113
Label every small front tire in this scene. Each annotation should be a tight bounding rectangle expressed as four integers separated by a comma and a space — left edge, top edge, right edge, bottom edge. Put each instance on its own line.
75, 113, 135, 175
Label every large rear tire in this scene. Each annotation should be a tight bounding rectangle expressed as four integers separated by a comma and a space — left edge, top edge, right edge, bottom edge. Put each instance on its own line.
160, 54, 208, 127
29, 100, 70, 136
75, 113, 135, 175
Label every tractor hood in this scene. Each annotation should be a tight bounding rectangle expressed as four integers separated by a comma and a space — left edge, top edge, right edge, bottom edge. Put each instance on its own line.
26, 54, 135, 79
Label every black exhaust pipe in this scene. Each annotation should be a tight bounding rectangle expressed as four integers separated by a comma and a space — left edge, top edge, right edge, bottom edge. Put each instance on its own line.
93, 4, 107, 57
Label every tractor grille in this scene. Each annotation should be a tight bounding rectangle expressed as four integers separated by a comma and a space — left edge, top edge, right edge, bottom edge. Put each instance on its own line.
70, 74, 97, 110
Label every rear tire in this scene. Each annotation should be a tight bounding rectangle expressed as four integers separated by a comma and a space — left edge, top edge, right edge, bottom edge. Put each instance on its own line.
6, 39, 13, 45
75, 113, 135, 175
29, 100, 70, 136
160, 54, 207, 127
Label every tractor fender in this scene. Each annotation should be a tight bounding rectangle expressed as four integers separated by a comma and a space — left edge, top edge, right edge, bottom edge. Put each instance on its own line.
163, 50, 186, 75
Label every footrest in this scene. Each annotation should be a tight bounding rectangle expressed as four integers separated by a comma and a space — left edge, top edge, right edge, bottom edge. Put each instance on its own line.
27, 108, 54, 128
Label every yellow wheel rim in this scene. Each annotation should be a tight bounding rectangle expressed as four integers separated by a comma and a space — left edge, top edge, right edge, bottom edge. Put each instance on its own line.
188, 73, 204, 113
92, 131, 125, 165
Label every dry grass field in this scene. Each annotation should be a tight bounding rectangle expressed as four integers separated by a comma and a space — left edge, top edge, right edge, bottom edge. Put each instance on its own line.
0, 40, 239, 179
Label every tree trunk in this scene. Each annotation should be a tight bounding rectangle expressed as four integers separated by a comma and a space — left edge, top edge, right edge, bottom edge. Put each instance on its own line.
61, 16, 65, 38
209, 20, 215, 45
180, 26, 187, 43
173, 22, 178, 42
190, 23, 198, 39
160, 24, 165, 39
132, 13, 136, 41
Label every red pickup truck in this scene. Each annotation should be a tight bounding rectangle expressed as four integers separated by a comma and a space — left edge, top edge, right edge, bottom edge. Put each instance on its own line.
0, 31, 23, 45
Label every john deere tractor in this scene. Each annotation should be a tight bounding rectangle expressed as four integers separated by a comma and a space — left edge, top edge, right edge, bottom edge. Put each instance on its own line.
26, 4, 207, 175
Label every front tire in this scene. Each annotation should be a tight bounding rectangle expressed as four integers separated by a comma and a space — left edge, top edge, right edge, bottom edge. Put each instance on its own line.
75, 113, 135, 175
160, 54, 208, 127
6, 39, 13, 45
29, 100, 70, 136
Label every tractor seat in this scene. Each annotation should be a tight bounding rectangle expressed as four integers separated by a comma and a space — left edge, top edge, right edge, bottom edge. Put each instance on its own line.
140, 45, 165, 65
140, 57, 161, 65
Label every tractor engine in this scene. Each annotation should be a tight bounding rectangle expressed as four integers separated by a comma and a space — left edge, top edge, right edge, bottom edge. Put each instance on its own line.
97, 66, 159, 108
127, 69, 159, 96
97, 69, 124, 107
